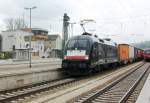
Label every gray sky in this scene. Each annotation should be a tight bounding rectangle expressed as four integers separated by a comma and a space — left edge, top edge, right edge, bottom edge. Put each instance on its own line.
0, 0, 150, 44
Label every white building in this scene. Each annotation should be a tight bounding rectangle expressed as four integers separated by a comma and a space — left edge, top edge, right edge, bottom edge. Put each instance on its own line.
0, 30, 48, 58
0, 30, 32, 52
0, 30, 33, 60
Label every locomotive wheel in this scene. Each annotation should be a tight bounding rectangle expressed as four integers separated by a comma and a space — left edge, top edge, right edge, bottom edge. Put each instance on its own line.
93, 65, 102, 73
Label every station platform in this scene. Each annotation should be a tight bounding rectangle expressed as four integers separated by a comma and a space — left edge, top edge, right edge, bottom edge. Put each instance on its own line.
136, 71, 150, 103
0, 58, 65, 92
0, 58, 61, 65
0, 58, 62, 72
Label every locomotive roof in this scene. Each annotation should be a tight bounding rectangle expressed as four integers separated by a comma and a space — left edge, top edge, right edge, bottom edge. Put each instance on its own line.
103, 39, 117, 46
69, 33, 116, 46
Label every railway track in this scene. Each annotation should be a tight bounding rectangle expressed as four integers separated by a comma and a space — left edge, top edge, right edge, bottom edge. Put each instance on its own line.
0, 72, 103, 103
126, 63, 150, 103
0, 62, 144, 103
0, 77, 76, 103
74, 63, 150, 103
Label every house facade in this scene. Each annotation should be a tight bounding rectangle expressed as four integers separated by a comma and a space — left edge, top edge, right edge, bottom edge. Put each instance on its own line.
0, 30, 32, 60
23, 28, 48, 57
0, 29, 62, 58
44, 34, 62, 58
0, 30, 32, 52
45, 34, 62, 50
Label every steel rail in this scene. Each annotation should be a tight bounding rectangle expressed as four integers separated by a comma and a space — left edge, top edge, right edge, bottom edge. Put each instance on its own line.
79, 63, 145, 103
0, 78, 75, 103
118, 64, 150, 103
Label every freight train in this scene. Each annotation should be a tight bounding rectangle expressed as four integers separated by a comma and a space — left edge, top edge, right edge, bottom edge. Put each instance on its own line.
62, 32, 143, 75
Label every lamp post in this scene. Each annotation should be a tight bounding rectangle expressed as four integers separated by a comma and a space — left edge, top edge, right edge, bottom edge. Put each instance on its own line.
24, 6, 37, 68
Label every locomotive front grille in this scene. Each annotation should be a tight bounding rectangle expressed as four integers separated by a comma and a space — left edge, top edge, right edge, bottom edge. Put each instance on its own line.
62, 61, 88, 69
69, 63, 87, 68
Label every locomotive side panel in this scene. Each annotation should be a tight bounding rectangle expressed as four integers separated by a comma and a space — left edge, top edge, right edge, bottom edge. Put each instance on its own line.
105, 45, 118, 63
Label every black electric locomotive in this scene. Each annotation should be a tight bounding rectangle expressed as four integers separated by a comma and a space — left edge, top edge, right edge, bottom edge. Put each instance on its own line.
62, 32, 118, 75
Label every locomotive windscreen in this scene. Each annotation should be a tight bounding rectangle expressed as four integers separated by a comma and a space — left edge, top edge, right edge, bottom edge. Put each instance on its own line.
66, 39, 89, 50
145, 50, 150, 54
64, 39, 91, 60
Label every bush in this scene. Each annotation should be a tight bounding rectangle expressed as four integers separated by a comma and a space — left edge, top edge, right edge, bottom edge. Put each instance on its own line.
0, 53, 5, 59
41, 56, 45, 58
0, 52, 13, 59
4, 52, 12, 59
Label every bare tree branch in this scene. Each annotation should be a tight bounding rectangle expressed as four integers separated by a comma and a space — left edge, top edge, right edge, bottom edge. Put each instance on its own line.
5, 18, 14, 30
5, 18, 26, 30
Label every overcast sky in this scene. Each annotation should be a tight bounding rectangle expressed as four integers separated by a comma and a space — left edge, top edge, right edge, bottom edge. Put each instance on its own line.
0, 0, 150, 44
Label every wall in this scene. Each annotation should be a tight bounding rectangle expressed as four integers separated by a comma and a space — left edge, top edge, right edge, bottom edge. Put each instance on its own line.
0, 68, 66, 91
1, 30, 31, 52
56, 36, 62, 49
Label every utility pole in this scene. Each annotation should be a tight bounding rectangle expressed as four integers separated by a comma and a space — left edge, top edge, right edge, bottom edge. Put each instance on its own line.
62, 13, 70, 49
24, 6, 37, 68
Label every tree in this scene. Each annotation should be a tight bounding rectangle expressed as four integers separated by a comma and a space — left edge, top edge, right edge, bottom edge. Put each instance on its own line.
134, 40, 150, 49
5, 18, 14, 30
4, 18, 26, 30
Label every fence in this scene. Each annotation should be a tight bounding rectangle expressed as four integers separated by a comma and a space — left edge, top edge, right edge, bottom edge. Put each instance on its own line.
12, 49, 29, 60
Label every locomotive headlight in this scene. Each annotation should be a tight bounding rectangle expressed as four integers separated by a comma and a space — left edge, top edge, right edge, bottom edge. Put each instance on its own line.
85, 56, 89, 60
64, 56, 67, 60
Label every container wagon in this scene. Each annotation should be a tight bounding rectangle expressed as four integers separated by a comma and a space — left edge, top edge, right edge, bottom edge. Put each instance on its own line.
129, 45, 135, 63
118, 44, 129, 64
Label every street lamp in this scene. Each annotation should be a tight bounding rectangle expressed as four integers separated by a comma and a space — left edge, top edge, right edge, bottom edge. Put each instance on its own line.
24, 6, 37, 68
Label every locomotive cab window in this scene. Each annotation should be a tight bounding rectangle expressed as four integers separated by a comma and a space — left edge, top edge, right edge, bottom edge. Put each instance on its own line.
77, 39, 89, 49
145, 50, 150, 54
66, 39, 90, 50
65, 39, 91, 55
67, 40, 77, 49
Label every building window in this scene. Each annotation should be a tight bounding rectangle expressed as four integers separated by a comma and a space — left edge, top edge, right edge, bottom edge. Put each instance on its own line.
24, 36, 29, 41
